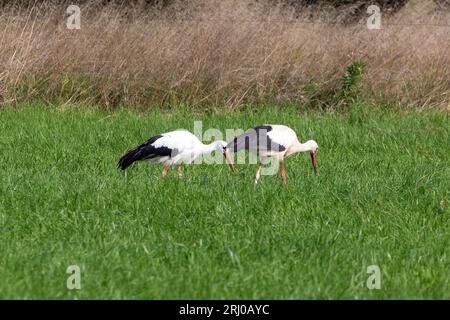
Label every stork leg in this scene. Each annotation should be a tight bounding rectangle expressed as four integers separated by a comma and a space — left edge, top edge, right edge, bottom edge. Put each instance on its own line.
254, 162, 263, 185
177, 164, 183, 177
161, 161, 171, 177
280, 158, 287, 186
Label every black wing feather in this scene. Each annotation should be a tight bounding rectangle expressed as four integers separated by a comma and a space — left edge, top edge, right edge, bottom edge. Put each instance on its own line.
227, 125, 286, 153
117, 135, 174, 170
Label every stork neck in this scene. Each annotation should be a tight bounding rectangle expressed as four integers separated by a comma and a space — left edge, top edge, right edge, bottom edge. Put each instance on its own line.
200, 142, 217, 155
291, 141, 314, 153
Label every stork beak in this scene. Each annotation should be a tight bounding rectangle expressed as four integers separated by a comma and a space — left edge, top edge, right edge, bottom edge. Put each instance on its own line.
311, 151, 317, 176
223, 150, 236, 174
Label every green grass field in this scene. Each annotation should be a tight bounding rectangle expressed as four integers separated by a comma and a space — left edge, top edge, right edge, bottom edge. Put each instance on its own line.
0, 105, 449, 299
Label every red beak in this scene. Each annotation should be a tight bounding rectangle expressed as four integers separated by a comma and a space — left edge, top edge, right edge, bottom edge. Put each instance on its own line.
311, 152, 317, 176
223, 150, 236, 174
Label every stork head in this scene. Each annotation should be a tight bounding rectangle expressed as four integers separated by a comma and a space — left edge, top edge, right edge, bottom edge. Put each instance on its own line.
305, 140, 318, 176
214, 140, 228, 152
215, 140, 236, 173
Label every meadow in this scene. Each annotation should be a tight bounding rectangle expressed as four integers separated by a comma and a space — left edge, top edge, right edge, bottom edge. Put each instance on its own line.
0, 104, 449, 299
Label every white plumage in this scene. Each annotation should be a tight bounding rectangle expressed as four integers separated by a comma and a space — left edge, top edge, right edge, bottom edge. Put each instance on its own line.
227, 124, 318, 185
118, 129, 236, 177
148, 130, 204, 164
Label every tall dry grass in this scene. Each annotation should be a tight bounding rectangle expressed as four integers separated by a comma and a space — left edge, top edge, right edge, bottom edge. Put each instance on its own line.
0, 0, 449, 110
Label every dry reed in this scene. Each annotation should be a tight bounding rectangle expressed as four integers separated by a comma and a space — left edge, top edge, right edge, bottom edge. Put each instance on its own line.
0, 0, 449, 110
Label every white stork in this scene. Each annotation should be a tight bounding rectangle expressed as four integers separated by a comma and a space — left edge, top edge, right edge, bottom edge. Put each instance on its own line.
227, 125, 318, 186
118, 130, 236, 177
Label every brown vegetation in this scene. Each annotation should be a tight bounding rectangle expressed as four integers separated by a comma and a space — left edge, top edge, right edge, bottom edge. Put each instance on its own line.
0, 0, 449, 109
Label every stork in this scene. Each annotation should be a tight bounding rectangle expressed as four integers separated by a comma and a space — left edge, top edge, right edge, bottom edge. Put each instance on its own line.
227, 125, 318, 186
118, 129, 236, 177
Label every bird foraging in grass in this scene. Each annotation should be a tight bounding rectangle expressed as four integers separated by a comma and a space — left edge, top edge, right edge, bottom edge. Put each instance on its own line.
118, 129, 236, 177
227, 125, 318, 186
